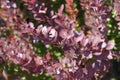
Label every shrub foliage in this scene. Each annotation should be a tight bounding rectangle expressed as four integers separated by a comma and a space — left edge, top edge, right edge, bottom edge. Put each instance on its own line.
0, 0, 120, 80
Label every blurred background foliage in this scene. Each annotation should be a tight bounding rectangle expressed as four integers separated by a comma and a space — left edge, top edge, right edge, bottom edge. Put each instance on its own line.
0, 0, 120, 80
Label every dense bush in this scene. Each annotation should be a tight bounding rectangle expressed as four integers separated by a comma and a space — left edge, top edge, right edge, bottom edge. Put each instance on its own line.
0, 0, 120, 80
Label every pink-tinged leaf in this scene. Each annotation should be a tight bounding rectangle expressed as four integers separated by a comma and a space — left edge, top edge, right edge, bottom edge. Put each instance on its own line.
28, 22, 34, 29
0, 38, 5, 46
41, 25, 52, 38
41, 26, 48, 33
65, 0, 73, 4
36, 25, 43, 33
58, 5, 64, 17
23, 0, 37, 4
82, 68, 88, 75
2, 70, 8, 80
43, 52, 51, 60
34, 13, 46, 21
117, 22, 120, 30
92, 36, 101, 47
59, 29, 68, 39
49, 28, 57, 38
81, 38, 89, 46
74, 31, 84, 43
107, 51, 113, 59
74, 35, 83, 43
101, 42, 107, 48
106, 41, 115, 50
93, 52, 102, 56
115, 16, 120, 21
34, 56, 43, 65
38, 8, 47, 14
